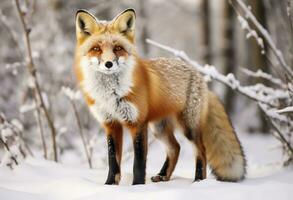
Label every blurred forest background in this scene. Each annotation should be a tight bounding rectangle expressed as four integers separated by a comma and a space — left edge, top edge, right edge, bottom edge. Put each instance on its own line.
0, 0, 292, 167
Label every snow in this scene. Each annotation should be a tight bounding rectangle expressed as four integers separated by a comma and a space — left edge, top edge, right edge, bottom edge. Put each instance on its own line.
10, 119, 23, 132
0, 132, 292, 200
19, 102, 37, 114
237, 16, 249, 29
27, 76, 36, 89
0, 128, 13, 142
237, 15, 264, 50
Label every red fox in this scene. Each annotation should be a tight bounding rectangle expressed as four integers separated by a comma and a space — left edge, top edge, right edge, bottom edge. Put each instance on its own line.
74, 9, 246, 185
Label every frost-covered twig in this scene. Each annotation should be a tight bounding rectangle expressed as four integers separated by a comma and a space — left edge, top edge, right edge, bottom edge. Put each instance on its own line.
0, 138, 18, 167
276, 106, 293, 114
241, 68, 285, 88
14, 0, 58, 162
0, 113, 25, 169
237, 15, 265, 55
230, 0, 293, 78
259, 103, 293, 161
62, 87, 92, 169
71, 100, 92, 169
260, 104, 293, 127
146, 39, 288, 106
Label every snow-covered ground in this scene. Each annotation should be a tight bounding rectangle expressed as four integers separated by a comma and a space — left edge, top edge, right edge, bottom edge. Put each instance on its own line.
0, 132, 292, 200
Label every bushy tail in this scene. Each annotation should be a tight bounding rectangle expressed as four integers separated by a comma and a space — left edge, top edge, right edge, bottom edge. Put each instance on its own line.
202, 92, 246, 182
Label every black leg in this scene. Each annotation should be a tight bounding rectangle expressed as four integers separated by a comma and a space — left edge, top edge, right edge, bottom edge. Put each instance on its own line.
105, 135, 120, 185
151, 157, 170, 182
194, 158, 204, 181
158, 157, 169, 176
194, 131, 207, 181
132, 125, 147, 185
151, 118, 180, 183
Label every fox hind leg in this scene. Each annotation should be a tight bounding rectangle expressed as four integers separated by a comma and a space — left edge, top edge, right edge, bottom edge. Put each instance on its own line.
150, 118, 180, 182
193, 128, 207, 181
177, 115, 207, 181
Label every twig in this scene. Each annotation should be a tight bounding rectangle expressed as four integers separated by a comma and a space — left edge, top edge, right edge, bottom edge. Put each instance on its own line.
276, 106, 293, 114
1, 114, 33, 157
33, 94, 47, 159
12, 123, 34, 157
61, 86, 92, 167
14, 0, 58, 161
241, 68, 285, 88
70, 100, 92, 169
0, 138, 19, 166
230, 0, 293, 79
0, 113, 25, 166
259, 103, 293, 157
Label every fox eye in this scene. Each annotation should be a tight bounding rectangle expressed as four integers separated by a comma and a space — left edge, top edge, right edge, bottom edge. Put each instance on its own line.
92, 46, 101, 52
114, 46, 123, 52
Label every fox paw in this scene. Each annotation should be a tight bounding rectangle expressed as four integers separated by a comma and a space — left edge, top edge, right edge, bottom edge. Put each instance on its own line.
151, 175, 170, 182
105, 174, 120, 185
193, 178, 203, 182
194, 176, 205, 182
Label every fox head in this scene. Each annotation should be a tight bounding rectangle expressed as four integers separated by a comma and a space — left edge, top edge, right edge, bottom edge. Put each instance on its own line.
75, 9, 137, 75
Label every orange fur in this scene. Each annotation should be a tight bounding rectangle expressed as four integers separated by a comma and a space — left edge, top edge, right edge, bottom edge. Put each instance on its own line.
121, 58, 185, 124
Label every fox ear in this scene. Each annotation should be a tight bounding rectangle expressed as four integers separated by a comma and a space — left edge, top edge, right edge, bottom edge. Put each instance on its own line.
113, 9, 136, 41
75, 10, 97, 40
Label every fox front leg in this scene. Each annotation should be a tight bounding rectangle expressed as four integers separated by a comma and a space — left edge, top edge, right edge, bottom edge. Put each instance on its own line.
103, 122, 123, 185
128, 123, 148, 185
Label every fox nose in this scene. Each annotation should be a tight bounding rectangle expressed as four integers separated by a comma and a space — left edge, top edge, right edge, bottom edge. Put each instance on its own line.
105, 61, 113, 69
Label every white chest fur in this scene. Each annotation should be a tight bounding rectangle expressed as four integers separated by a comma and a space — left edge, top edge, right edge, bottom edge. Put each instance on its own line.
80, 56, 138, 124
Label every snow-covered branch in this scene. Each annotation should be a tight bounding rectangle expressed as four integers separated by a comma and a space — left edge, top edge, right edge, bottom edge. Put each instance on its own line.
237, 15, 265, 55
0, 113, 27, 169
241, 68, 285, 88
276, 106, 293, 114
259, 104, 293, 161
230, 0, 293, 79
146, 39, 288, 106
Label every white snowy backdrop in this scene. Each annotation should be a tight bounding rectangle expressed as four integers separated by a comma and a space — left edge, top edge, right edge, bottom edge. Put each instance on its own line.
0, 0, 292, 199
